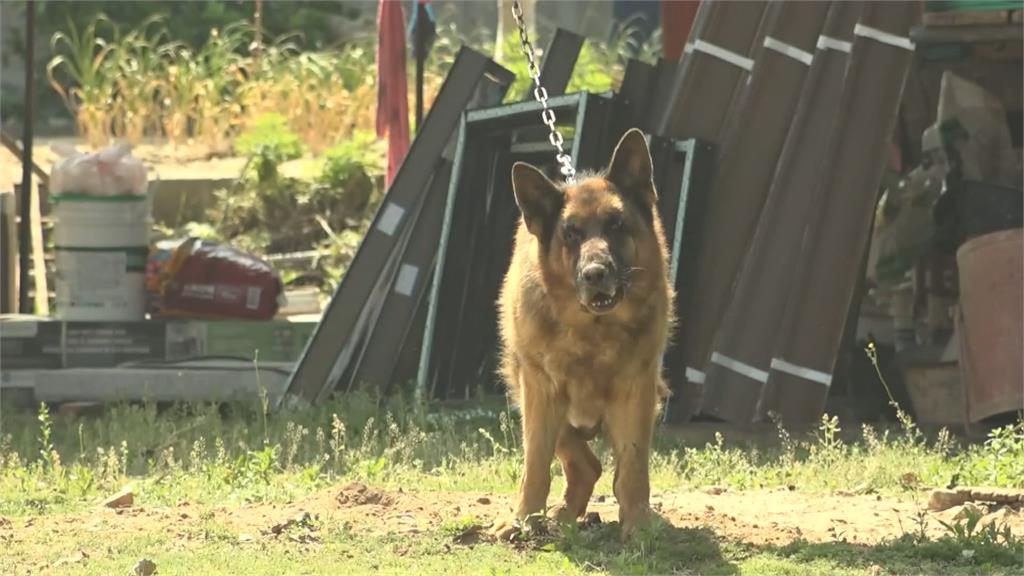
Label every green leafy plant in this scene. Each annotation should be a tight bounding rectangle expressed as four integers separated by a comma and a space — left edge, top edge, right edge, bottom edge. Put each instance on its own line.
37, 403, 56, 471
973, 422, 1024, 487
235, 112, 304, 182
318, 131, 385, 187
935, 505, 1023, 566
225, 445, 280, 489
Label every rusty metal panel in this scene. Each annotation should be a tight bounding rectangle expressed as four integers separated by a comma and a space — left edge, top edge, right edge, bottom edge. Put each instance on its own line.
532, 28, 584, 99
663, 1, 836, 424
651, 0, 768, 420
613, 58, 656, 137
764, 1, 923, 426
702, 2, 865, 425
664, 0, 832, 423
642, 57, 679, 137
655, 0, 768, 141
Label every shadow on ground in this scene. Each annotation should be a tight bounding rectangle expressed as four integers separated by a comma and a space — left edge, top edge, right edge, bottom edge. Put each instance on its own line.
501, 512, 1023, 575
544, 514, 739, 575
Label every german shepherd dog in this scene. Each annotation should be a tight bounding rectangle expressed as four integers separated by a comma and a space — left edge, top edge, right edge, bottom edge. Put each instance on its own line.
492, 129, 674, 542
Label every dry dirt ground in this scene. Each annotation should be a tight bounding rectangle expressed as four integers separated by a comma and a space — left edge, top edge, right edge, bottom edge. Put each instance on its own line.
4, 483, 1022, 572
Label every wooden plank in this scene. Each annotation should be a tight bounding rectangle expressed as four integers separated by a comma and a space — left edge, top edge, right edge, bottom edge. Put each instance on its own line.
1, 192, 16, 313
923, 9, 1009, 26
661, 0, 701, 60
29, 365, 291, 404
911, 22, 1022, 43
649, 0, 768, 420
29, 183, 47, 315
14, 183, 48, 316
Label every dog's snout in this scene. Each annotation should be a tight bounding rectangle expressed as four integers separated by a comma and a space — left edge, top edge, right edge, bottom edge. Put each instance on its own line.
582, 263, 609, 287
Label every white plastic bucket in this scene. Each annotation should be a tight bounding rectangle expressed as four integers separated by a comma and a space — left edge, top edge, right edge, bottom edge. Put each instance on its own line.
52, 193, 152, 321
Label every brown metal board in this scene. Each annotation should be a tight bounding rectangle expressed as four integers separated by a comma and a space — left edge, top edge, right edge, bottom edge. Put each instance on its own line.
696, 0, 864, 422
614, 58, 657, 138
765, 1, 923, 426
666, 1, 831, 422
662, 0, 832, 424
649, 0, 768, 420
515, 28, 585, 144
655, 0, 768, 141
532, 28, 585, 99
642, 57, 679, 137
701, 1, 865, 426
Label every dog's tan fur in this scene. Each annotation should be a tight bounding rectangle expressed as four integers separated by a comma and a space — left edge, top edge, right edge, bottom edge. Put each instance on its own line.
493, 129, 674, 541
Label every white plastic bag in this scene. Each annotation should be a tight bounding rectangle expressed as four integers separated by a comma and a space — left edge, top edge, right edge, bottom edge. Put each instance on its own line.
49, 141, 148, 197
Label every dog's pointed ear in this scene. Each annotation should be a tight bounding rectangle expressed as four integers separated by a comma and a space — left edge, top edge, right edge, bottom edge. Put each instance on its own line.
512, 162, 563, 238
607, 128, 657, 206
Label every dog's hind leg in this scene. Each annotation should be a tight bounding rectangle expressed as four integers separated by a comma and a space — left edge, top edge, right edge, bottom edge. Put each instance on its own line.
549, 424, 602, 522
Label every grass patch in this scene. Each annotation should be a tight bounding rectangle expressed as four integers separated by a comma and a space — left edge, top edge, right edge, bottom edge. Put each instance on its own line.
1, 395, 1021, 574
1, 394, 1023, 515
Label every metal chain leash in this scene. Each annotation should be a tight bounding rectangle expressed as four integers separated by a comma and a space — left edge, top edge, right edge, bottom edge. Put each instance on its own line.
512, 0, 576, 183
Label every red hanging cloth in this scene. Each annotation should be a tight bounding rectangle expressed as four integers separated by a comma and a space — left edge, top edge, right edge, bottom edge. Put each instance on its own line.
376, 0, 410, 187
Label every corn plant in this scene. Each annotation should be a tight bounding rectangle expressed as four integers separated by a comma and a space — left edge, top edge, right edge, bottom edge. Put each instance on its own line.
45, 13, 436, 154
109, 15, 168, 142
193, 23, 251, 151
158, 43, 203, 144
46, 14, 119, 147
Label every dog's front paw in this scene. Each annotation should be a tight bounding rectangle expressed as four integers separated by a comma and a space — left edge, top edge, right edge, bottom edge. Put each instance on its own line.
618, 506, 652, 542
489, 517, 522, 543
546, 502, 580, 524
